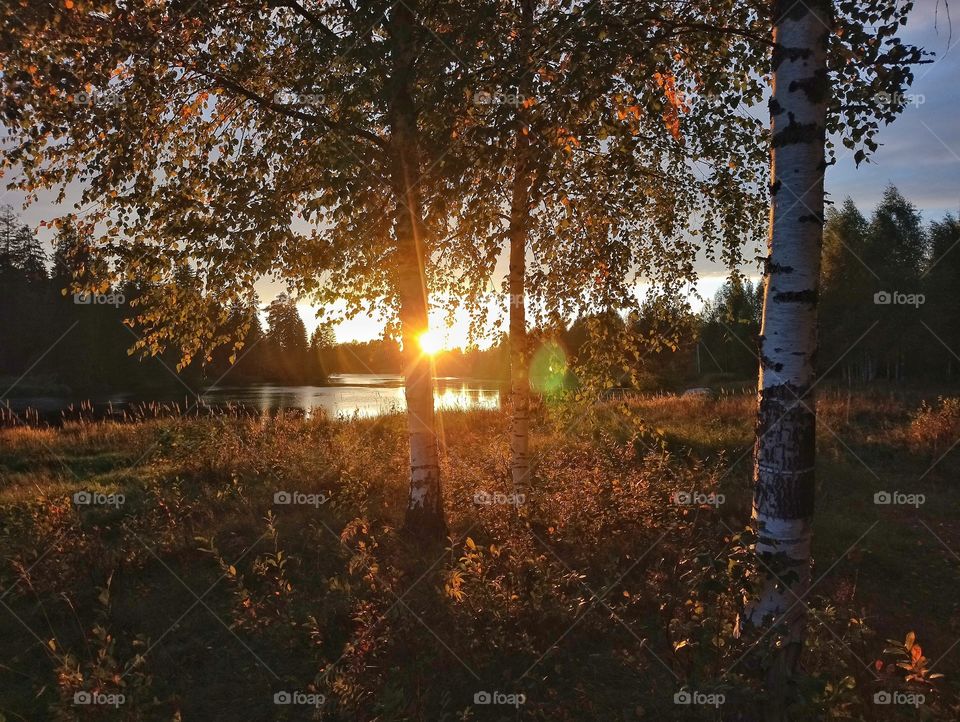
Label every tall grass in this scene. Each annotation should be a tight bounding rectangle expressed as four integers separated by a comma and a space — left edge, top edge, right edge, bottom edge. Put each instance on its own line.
0, 392, 956, 720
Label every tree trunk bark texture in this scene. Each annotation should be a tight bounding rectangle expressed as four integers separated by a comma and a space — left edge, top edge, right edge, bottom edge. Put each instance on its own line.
389, 0, 446, 541
743, 0, 829, 717
508, 0, 535, 492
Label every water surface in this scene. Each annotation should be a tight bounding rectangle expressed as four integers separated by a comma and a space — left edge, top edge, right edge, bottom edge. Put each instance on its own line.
4, 374, 502, 421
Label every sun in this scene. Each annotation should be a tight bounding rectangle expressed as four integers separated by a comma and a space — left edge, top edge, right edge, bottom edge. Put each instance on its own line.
418, 329, 444, 355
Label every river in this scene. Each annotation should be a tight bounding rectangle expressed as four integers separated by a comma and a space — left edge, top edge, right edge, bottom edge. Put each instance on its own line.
3, 374, 503, 422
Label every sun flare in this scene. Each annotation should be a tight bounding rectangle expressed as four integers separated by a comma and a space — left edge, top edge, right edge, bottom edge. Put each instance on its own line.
418, 329, 444, 355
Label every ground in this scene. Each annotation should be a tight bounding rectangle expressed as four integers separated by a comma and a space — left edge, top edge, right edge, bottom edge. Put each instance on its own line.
0, 389, 958, 720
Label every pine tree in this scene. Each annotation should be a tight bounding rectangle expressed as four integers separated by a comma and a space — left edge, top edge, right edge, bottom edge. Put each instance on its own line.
265, 294, 309, 382
924, 214, 960, 377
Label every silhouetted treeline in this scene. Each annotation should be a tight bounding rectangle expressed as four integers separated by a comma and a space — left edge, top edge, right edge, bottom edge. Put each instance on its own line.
820, 187, 960, 383
320, 338, 510, 380
4, 185, 958, 394
0, 208, 325, 393
618, 185, 960, 389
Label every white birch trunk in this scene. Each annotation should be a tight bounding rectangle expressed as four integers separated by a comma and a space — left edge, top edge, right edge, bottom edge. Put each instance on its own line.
508, 0, 534, 493
741, 0, 829, 702
508, 222, 531, 491
402, 327, 444, 537
389, 0, 446, 540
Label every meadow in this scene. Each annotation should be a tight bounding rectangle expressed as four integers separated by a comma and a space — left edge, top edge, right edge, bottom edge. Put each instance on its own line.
1, 389, 958, 720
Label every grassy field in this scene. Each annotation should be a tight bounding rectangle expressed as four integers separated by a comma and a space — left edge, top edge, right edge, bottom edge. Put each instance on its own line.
0, 390, 958, 720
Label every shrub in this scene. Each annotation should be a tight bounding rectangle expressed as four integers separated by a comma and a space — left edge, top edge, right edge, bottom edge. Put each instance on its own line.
908, 397, 960, 453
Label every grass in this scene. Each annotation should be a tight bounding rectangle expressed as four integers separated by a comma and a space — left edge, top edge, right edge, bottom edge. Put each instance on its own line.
0, 389, 958, 720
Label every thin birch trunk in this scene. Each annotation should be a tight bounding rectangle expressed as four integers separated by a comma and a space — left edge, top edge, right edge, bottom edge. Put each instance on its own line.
508, 172, 531, 491
389, 0, 446, 540
741, 0, 829, 716
508, 0, 534, 492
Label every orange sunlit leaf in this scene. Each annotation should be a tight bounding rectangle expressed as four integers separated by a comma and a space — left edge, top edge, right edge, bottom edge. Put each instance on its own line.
663, 110, 681, 141
653, 69, 687, 142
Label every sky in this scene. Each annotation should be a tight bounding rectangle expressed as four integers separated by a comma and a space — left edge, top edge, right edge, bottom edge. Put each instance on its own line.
3, 0, 958, 347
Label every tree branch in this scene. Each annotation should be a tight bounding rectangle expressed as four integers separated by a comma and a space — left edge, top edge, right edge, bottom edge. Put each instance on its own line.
269, 0, 341, 44
188, 64, 388, 151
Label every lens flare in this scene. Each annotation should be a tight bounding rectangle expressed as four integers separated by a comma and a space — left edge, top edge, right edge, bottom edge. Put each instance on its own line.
530, 341, 568, 394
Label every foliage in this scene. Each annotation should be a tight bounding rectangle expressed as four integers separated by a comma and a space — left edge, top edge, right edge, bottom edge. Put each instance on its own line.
0, 0, 492, 365
830, 0, 930, 166
908, 397, 960, 453
883, 632, 946, 685
1, 392, 956, 719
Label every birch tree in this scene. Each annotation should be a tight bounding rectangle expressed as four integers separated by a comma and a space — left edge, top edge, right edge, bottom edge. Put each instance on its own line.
504, 0, 536, 491
452, 0, 773, 489
741, 0, 924, 713
743, 2, 831, 699
0, 0, 489, 540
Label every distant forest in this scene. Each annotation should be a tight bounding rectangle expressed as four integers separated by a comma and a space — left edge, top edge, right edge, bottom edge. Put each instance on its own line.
2, 185, 959, 395
0, 205, 326, 393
